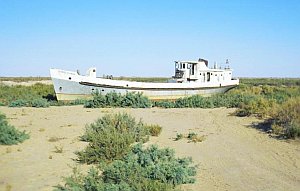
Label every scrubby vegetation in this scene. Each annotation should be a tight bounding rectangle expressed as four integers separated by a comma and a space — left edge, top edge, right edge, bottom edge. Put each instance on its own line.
84, 91, 152, 108
56, 144, 196, 191
174, 132, 205, 143
77, 113, 157, 164
145, 124, 162, 136
268, 97, 300, 138
0, 113, 29, 145
1, 78, 299, 138
240, 78, 300, 86
0, 83, 55, 107
56, 113, 196, 190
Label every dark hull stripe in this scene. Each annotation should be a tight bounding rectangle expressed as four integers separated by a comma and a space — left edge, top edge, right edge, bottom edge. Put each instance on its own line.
79, 81, 237, 91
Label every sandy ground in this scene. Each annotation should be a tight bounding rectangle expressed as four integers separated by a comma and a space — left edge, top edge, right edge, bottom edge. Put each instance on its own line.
0, 106, 299, 191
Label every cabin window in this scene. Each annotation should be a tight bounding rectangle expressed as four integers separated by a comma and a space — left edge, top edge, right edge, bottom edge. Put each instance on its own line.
183, 63, 185, 69
180, 63, 182, 69
207, 72, 210, 82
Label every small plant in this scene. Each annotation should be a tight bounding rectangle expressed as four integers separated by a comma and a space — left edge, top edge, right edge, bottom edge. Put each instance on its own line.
48, 136, 65, 142
174, 133, 184, 141
54, 145, 64, 153
174, 132, 205, 143
145, 124, 162, 136
0, 113, 29, 145
187, 132, 205, 143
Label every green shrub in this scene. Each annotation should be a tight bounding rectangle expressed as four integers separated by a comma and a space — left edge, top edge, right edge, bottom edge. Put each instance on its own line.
56, 144, 197, 191
174, 133, 184, 141
84, 92, 152, 108
0, 113, 29, 145
30, 98, 50, 108
9, 99, 28, 107
77, 113, 151, 164
121, 92, 152, 108
84, 91, 107, 108
153, 100, 175, 108
8, 98, 50, 108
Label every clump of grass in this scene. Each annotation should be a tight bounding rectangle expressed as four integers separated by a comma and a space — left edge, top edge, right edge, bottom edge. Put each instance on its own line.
0, 113, 29, 145
48, 136, 65, 142
174, 133, 184, 141
145, 124, 162, 136
187, 132, 205, 143
55, 144, 197, 191
39, 128, 45, 132
77, 113, 153, 164
174, 132, 205, 143
53, 145, 64, 153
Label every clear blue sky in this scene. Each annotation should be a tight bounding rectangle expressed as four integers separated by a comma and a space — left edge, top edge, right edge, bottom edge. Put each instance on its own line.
0, 0, 299, 77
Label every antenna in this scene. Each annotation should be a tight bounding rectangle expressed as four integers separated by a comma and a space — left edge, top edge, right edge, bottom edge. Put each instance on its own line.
225, 59, 230, 69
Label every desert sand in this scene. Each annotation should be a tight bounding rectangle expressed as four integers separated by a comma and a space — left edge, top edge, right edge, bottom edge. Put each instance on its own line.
0, 106, 299, 191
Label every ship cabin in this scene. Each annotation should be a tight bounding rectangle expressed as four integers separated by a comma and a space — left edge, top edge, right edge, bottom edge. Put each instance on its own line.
173, 58, 233, 84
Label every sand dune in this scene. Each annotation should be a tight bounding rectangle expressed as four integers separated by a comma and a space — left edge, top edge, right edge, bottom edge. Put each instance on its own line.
0, 106, 299, 191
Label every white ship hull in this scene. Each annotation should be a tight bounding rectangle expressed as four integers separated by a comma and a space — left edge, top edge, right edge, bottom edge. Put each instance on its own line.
50, 68, 239, 101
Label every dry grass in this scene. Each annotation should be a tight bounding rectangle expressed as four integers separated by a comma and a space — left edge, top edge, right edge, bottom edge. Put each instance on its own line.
48, 136, 65, 142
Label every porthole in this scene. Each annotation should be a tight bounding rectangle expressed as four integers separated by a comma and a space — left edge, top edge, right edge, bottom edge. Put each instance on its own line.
101, 89, 104, 92
68, 77, 71, 80
92, 88, 95, 91
59, 87, 62, 91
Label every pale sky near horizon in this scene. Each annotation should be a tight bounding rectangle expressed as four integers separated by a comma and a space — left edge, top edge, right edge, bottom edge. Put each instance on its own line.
0, 0, 299, 77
